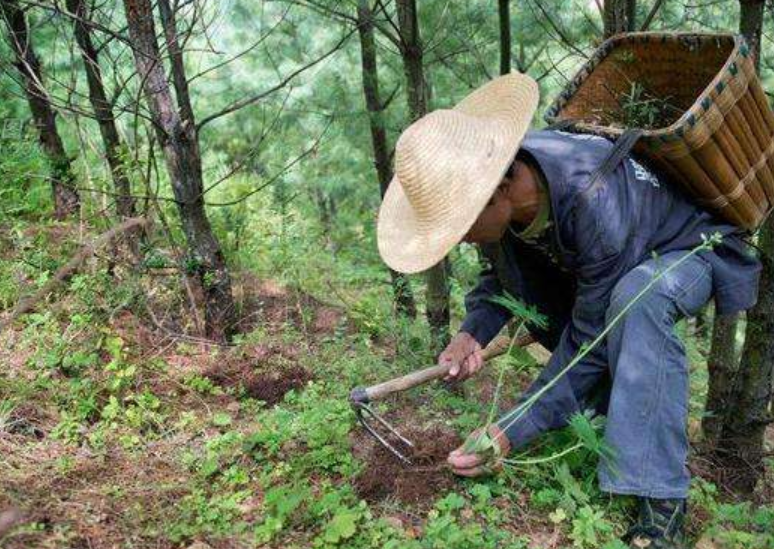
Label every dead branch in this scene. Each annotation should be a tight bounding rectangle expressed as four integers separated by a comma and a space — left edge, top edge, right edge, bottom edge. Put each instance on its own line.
0, 217, 148, 331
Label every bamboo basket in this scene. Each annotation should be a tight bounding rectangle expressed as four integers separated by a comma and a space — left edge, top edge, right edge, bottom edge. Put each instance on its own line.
545, 32, 774, 231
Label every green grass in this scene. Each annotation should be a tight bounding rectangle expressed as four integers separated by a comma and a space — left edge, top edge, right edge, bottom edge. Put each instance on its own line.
0, 218, 772, 549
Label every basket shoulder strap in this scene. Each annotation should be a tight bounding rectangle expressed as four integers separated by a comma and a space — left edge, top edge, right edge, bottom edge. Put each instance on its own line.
585, 128, 643, 193
543, 122, 643, 192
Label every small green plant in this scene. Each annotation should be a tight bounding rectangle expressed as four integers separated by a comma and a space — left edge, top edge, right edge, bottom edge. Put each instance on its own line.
616, 82, 680, 129
570, 505, 615, 548
254, 483, 311, 542
183, 374, 222, 395
169, 488, 251, 543
102, 334, 137, 393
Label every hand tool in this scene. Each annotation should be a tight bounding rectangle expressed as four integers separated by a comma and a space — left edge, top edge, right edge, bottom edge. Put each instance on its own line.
349, 333, 534, 464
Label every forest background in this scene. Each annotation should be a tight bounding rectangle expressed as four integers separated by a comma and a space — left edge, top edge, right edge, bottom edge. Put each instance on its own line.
1, 0, 774, 547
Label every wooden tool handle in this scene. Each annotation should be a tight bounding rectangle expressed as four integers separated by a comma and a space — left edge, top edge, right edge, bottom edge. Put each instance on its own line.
354, 332, 533, 404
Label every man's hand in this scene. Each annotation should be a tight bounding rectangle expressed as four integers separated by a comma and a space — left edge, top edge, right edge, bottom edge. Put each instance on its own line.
447, 424, 511, 477
440, 332, 484, 381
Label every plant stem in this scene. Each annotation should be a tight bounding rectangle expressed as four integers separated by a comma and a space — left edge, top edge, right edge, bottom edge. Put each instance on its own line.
486, 320, 526, 427
493, 238, 718, 445
503, 441, 584, 466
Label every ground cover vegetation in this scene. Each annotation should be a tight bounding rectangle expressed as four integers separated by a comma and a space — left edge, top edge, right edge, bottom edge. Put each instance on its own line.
1, 0, 774, 548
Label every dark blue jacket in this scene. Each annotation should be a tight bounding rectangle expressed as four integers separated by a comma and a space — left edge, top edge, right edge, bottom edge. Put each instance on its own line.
461, 130, 761, 363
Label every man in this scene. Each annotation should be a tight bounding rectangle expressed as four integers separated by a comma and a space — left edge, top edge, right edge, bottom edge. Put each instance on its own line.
376, 73, 761, 548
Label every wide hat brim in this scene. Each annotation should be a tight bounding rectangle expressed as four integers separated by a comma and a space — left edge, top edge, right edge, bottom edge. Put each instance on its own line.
377, 73, 539, 274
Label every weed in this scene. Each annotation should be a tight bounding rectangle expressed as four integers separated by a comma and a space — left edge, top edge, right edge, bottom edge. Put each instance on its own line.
615, 82, 681, 129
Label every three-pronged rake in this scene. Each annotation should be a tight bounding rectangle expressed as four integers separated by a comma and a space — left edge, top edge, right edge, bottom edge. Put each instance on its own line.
349, 334, 531, 464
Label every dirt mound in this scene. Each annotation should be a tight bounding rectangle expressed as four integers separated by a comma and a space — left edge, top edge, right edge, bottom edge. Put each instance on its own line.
353, 426, 462, 505
242, 366, 312, 405
204, 356, 312, 406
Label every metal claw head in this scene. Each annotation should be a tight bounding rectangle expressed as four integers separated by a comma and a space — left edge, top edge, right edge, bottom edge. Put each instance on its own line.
350, 388, 414, 465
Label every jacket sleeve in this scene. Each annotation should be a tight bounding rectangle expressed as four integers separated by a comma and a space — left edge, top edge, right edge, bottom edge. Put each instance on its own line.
498, 180, 635, 446
459, 266, 512, 347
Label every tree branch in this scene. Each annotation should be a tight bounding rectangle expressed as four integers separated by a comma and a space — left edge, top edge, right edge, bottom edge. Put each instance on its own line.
0, 217, 149, 331
196, 27, 356, 130
641, 0, 667, 31
204, 118, 333, 207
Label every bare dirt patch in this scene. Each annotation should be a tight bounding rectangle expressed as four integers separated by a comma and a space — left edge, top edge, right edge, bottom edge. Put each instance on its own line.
0, 442, 186, 549
233, 275, 346, 337
204, 353, 312, 406
353, 426, 462, 505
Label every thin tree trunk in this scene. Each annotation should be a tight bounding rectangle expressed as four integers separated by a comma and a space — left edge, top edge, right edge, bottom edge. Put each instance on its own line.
694, 305, 709, 339
1, 0, 79, 218
603, 0, 632, 38
702, 313, 739, 446
715, 225, 774, 493
625, 0, 637, 31
122, 0, 235, 341
65, 0, 135, 219
157, 0, 196, 127
395, 0, 450, 348
739, 0, 765, 72
356, 0, 417, 318
712, 0, 770, 495
498, 0, 511, 75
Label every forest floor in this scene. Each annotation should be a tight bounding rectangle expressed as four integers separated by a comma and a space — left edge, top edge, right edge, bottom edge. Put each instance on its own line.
1, 220, 774, 549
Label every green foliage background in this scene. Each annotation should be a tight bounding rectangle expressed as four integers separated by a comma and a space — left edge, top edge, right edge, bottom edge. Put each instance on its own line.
1, 1, 774, 548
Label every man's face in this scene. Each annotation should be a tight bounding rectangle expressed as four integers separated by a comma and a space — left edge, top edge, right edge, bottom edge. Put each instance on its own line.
462, 184, 512, 244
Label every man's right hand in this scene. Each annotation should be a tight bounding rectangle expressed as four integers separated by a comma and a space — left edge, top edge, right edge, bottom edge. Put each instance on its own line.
440, 332, 484, 381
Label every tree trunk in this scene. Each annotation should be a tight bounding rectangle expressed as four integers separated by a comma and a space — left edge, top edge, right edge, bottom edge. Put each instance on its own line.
122, 0, 235, 341
693, 305, 709, 340
65, 0, 135, 219
356, 0, 417, 318
603, 0, 633, 38
626, 0, 637, 31
1, 0, 79, 218
715, 225, 774, 493
711, 0, 770, 495
739, 0, 765, 72
157, 0, 196, 127
702, 313, 739, 446
395, 0, 450, 348
498, 0, 511, 75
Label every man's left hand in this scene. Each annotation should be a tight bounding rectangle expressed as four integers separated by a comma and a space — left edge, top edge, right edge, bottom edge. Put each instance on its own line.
447, 424, 511, 477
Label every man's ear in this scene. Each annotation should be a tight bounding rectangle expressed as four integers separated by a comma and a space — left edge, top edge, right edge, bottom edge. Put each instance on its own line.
495, 177, 512, 198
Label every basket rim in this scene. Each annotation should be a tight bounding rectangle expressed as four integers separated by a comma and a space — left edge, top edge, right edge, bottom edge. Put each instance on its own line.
544, 31, 748, 140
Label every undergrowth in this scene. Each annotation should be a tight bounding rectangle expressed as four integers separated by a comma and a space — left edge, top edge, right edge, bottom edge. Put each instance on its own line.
0, 214, 772, 549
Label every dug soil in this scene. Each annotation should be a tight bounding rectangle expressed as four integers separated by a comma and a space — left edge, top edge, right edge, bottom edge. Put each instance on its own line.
353, 426, 462, 505
204, 355, 312, 405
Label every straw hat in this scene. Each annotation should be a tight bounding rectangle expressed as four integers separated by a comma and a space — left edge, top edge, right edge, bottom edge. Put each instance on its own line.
377, 72, 539, 274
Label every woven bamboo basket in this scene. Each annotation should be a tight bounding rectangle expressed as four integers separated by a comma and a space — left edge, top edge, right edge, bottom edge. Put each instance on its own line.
545, 32, 774, 230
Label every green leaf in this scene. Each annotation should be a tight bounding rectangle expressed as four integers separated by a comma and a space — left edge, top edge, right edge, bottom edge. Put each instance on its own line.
487, 292, 549, 330
555, 463, 589, 506
549, 508, 567, 524
568, 413, 615, 464
436, 492, 466, 512
323, 510, 358, 543
212, 412, 233, 427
